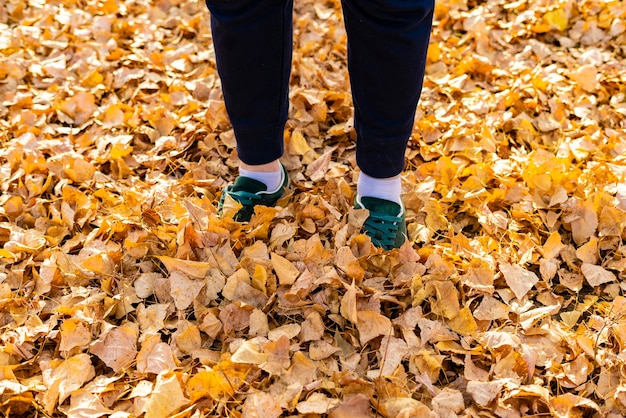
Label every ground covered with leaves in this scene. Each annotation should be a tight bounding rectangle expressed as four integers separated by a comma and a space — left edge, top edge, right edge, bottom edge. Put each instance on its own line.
1, 0, 626, 416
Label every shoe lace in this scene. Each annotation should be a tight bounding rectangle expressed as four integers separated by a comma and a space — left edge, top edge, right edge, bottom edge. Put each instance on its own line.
363, 211, 401, 249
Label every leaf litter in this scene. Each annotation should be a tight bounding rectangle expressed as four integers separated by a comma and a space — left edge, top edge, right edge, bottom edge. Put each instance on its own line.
1, 0, 626, 416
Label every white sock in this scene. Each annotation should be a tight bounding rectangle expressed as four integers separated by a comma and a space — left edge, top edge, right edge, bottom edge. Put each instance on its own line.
239, 166, 283, 191
357, 172, 402, 204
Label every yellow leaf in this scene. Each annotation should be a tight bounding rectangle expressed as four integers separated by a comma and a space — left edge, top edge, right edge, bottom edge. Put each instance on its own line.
173, 320, 202, 354
80, 252, 114, 275
63, 157, 96, 183
448, 307, 478, 336
251, 264, 267, 294
340, 280, 359, 324
102, 104, 125, 128
42, 354, 95, 409
550, 393, 599, 418
270, 252, 300, 285
144, 372, 188, 418
156, 256, 211, 279
544, 9, 568, 32
541, 231, 564, 260
430, 280, 460, 319
288, 129, 314, 156
186, 358, 251, 402
575, 238, 598, 264
335, 246, 364, 281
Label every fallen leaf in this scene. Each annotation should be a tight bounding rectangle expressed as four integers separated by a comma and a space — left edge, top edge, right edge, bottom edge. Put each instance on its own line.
242, 391, 283, 418
500, 263, 539, 300
144, 372, 188, 418
271, 252, 300, 285
90, 323, 138, 373
357, 310, 392, 345
581, 263, 616, 287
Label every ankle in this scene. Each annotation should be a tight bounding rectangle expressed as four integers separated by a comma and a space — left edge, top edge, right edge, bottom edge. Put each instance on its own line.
240, 159, 280, 172
357, 171, 402, 204
239, 161, 284, 192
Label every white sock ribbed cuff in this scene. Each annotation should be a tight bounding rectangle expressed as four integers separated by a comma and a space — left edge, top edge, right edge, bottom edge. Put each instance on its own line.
357, 172, 402, 204
239, 166, 283, 192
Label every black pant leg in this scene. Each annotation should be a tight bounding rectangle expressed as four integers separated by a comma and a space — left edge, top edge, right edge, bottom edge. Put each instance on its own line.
341, 0, 435, 178
206, 0, 293, 165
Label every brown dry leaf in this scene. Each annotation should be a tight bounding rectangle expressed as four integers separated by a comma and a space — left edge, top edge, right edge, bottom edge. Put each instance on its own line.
474, 296, 510, 321
136, 334, 177, 374
328, 393, 371, 418
59, 92, 97, 125
242, 391, 283, 418
169, 270, 205, 311
296, 392, 340, 414
3, 0, 626, 416
564, 198, 598, 246
357, 310, 392, 345
90, 323, 138, 373
466, 379, 506, 406
172, 320, 202, 354
379, 336, 409, 376
300, 311, 324, 342
380, 397, 432, 418
431, 388, 465, 417
231, 340, 268, 365
60, 390, 112, 417
500, 263, 539, 300
581, 263, 616, 287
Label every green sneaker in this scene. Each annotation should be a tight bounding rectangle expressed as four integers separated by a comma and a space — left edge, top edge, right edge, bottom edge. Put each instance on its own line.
354, 195, 408, 250
218, 164, 289, 222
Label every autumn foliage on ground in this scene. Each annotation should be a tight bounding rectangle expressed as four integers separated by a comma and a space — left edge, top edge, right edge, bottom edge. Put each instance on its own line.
1, 0, 626, 416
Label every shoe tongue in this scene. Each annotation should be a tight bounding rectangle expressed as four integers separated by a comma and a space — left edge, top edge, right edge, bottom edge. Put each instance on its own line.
360, 196, 402, 216
231, 176, 267, 193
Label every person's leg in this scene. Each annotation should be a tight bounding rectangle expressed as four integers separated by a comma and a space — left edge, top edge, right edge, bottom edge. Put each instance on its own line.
206, 0, 293, 167
342, 0, 435, 248
341, 0, 434, 181
206, 0, 293, 221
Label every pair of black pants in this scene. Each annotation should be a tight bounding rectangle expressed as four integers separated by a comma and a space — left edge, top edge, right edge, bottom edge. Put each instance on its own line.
206, 0, 434, 179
